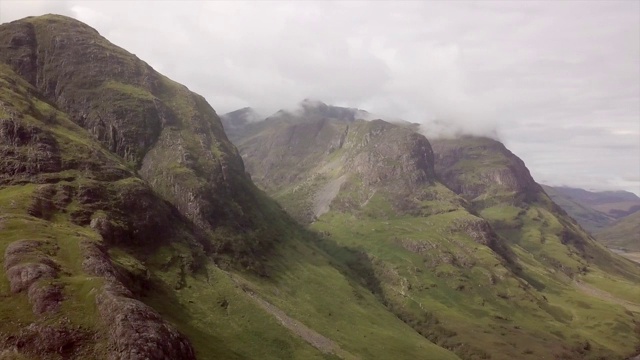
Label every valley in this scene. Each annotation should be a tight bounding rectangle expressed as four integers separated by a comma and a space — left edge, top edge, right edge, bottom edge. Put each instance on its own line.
0, 13, 638, 360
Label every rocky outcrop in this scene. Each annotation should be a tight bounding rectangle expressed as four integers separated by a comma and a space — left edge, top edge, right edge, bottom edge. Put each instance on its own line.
431, 136, 542, 203
0, 16, 166, 164
0, 320, 93, 359
343, 120, 435, 191
237, 111, 438, 218
4, 240, 63, 315
452, 216, 515, 264
0, 118, 61, 183
81, 241, 196, 360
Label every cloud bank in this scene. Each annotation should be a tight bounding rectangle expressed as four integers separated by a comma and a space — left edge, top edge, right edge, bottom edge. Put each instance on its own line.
1, 1, 638, 194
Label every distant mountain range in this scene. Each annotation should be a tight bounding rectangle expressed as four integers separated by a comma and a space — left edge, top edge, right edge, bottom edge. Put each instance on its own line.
542, 185, 640, 251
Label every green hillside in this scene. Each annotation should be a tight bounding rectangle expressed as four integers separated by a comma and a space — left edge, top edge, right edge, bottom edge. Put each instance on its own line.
541, 185, 615, 234
229, 105, 640, 360
596, 211, 640, 251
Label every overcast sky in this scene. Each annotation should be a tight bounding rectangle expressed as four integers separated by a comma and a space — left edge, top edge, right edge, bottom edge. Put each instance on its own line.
1, 1, 639, 194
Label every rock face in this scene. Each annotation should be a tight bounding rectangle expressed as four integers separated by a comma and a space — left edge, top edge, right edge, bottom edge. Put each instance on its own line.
4, 240, 63, 314
2, 15, 292, 268
431, 136, 541, 203
232, 102, 438, 221
0, 14, 279, 359
0, 15, 269, 244
342, 120, 435, 190
81, 241, 196, 360
0, 118, 61, 181
220, 107, 262, 141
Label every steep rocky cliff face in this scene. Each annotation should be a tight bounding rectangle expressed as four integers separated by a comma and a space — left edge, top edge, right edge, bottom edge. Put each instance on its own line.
0, 15, 302, 359
234, 102, 438, 222
430, 137, 542, 204
0, 15, 281, 263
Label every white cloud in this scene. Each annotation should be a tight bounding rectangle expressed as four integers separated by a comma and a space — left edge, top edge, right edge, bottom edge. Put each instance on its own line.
1, 0, 638, 194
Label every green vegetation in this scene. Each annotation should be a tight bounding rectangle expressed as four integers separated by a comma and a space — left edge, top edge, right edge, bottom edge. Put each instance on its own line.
596, 211, 640, 251
542, 185, 615, 233
229, 106, 640, 359
1, 13, 639, 360
308, 201, 639, 360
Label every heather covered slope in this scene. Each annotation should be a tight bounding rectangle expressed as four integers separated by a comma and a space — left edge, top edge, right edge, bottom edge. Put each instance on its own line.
229, 104, 640, 360
0, 15, 463, 360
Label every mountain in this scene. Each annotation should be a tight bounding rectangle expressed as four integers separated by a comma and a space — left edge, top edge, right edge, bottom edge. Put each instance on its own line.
541, 185, 615, 234
220, 106, 262, 141
596, 211, 640, 251
227, 102, 640, 360
545, 185, 640, 220
1, 13, 639, 360
541, 185, 640, 252
0, 15, 466, 360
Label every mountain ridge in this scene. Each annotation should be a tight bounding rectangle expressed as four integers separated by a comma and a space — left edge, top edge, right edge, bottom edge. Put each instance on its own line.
0, 13, 638, 360
223, 104, 640, 360
0, 14, 463, 360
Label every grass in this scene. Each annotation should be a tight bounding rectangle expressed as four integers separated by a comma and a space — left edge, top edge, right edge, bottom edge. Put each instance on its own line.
300, 187, 640, 359
238, 236, 460, 360
3, 14, 640, 360
0, 211, 107, 353
231, 114, 640, 359
542, 185, 614, 234
596, 211, 640, 251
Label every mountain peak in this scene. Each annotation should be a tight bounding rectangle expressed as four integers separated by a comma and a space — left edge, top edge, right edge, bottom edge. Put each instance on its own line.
221, 107, 262, 124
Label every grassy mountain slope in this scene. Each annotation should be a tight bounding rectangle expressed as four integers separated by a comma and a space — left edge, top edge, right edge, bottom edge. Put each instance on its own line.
541, 185, 615, 234
596, 211, 640, 251
0, 15, 465, 360
431, 137, 639, 278
542, 185, 640, 252
230, 106, 640, 360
